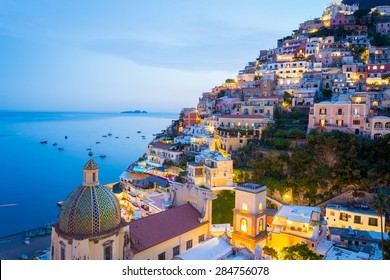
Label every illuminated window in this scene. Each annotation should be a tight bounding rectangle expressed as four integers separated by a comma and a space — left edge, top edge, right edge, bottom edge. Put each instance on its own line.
374, 122, 383, 129
242, 203, 248, 212
258, 203, 263, 212
380, 66, 385, 70
240, 218, 248, 233
259, 218, 263, 232
373, 66, 378, 70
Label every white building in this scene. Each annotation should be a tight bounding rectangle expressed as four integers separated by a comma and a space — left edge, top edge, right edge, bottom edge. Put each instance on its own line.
325, 204, 386, 232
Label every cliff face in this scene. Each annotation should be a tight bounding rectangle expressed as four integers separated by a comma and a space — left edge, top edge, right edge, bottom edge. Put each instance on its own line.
342, 0, 390, 9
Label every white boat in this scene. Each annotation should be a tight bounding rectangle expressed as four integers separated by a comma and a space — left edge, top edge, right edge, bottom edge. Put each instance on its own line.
100, 154, 106, 158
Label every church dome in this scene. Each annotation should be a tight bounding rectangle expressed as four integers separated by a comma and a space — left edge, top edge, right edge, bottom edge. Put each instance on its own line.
58, 184, 122, 237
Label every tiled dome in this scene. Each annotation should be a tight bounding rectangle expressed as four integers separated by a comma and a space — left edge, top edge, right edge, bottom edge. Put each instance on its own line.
58, 184, 121, 237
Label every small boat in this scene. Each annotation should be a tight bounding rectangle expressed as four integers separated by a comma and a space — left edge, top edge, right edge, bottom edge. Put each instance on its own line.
40, 141, 47, 144
100, 154, 106, 158
142, 136, 146, 139
137, 131, 141, 133
102, 135, 107, 138
108, 133, 112, 136
115, 136, 119, 139
58, 147, 64, 151
52, 142, 58, 146
57, 201, 63, 207
86, 148, 91, 150
65, 136, 68, 139
126, 136, 130, 138
96, 141, 101, 144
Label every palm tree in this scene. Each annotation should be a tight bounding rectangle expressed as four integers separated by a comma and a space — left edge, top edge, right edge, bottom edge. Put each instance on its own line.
370, 193, 390, 260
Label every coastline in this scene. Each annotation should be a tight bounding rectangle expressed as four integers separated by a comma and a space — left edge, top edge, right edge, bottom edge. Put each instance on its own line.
0, 225, 52, 260
0, 113, 178, 260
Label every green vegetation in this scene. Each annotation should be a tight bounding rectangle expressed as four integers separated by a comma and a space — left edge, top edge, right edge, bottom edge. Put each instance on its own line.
371, 33, 390, 47
370, 194, 390, 260
281, 244, 322, 260
343, 0, 388, 10
231, 108, 390, 205
309, 27, 353, 39
381, 239, 390, 260
353, 8, 371, 18
263, 246, 279, 260
321, 89, 333, 101
212, 190, 235, 224
282, 91, 292, 108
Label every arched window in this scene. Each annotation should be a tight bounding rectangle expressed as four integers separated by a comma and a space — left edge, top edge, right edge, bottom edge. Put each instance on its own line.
259, 218, 264, 232
374, 133, 382, 139
240, 218, 247, 233
374, 122, 383, 129
385, 122, 390, 129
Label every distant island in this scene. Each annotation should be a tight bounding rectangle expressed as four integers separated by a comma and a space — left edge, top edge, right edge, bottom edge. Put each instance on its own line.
121, 110, 148, 114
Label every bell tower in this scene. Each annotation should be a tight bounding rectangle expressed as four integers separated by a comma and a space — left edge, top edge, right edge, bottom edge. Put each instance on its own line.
83, 152, 99, 187
232, 183, 268, 250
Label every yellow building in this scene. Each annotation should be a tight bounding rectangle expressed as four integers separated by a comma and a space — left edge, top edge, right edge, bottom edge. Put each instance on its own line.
186, 150, 233, 189
269, 205, 326, 251
232, 183, 268, 250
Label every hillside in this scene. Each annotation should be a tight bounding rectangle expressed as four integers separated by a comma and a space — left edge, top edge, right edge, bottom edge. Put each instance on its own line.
342, 0, 390, 9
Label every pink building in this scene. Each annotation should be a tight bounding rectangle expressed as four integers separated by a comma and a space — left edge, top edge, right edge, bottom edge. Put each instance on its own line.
367, 64, 390, 74
181, 108, 198, 128
330, 14, 355, 28
307, 94, 370, 136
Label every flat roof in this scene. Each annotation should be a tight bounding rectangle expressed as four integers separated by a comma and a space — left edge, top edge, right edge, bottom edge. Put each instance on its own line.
275, 205, 321, 223
174, 237, 232, 260
235, 183, 267, 194
324, 246, 370, 260
326, 204, 380, 216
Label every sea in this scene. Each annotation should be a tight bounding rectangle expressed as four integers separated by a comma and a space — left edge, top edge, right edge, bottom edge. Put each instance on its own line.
0, 111, 177, 237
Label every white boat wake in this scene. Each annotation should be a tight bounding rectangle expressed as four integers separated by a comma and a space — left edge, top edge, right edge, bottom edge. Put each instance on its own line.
0, 204, 18, 207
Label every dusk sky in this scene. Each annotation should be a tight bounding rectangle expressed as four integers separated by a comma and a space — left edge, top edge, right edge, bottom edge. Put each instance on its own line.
0, 0, 330, 113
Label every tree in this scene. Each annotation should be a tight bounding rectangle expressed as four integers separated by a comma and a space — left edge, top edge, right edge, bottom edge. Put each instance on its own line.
283, 92, 292, 109
381, 239, 390, 260
263, 246, 278, 260
281, 244, 322, 260
370, 193, 390, 260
